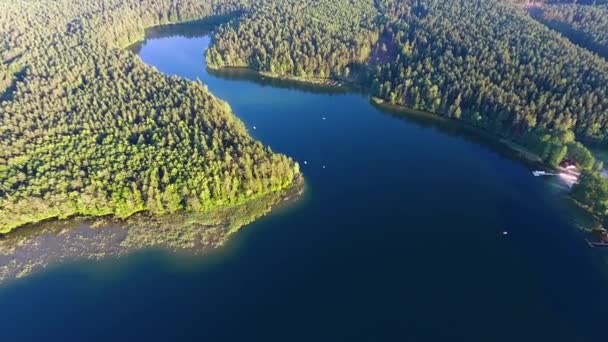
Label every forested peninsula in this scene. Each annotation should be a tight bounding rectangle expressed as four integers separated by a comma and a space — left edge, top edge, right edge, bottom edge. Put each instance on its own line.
206, 0, 608, 227
4, 0, 608, 235
0, 0, 301, 234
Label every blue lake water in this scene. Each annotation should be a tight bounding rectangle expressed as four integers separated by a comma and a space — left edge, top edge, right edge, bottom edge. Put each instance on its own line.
1, 24, 608, 341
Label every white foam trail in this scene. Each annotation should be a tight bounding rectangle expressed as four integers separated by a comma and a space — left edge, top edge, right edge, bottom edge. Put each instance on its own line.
558, 172, 578, 188
532, 170, 579, 188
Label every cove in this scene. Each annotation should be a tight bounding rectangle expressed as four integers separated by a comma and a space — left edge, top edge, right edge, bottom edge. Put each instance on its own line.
1, 22, 608, 341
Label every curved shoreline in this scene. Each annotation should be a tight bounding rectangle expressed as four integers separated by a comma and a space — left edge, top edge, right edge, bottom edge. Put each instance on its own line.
208, 62, 547, 167
0, 177, 304, 283
206, 63, 600, 229
1, 13, 302, 236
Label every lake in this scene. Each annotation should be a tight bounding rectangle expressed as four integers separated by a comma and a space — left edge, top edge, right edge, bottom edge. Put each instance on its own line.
1, 22, 608, 341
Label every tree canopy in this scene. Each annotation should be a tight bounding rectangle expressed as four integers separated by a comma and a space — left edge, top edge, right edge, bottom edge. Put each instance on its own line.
5, 0, 608, 232
369, 0, 608, 145
0, 0, 300, 233
209, 0, 608, 164
532, 3, 608, 58
207, 0, 379, 79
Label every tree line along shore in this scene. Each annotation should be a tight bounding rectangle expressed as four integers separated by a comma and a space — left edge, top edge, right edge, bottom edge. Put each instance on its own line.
206, 0, 608, 228
0, 0, 300, 234
3, 0, 608, 234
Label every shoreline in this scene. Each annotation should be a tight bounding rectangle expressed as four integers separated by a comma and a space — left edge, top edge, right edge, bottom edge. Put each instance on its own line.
0, 178, 305, 283
369, 97, 545, 165
121, 12, 241, 50
0, 14, 299, 236
208, 64, 603, 230
211, 65, 588, 192
210, 62, 548, 168
0, 177, 304, 237
206, 64, 354, 91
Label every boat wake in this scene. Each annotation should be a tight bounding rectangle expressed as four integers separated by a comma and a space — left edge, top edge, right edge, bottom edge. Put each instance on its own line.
532, 169, 580, 188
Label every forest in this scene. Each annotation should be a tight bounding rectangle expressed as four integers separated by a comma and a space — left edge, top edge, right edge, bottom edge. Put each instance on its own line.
572, 171, 608, 224
206, 0, 379, 79
371, 0, 608, 142
531, 3, 608, 58
207, 0, 608, 222
210, 0, 608, 145
0, 0, 300, 233
4, 0, 608, 233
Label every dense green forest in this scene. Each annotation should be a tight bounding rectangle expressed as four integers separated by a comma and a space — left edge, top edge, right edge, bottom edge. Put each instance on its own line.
210, 0, 608, 148
4, 0, 608, 233
0, 184, 300, 282
0, 0, 300, 234
531, 4, 608, 58
372, 0, 608, 150
207, 0, 608, 223
572, 171, 608, 223
207, 0, 379, 79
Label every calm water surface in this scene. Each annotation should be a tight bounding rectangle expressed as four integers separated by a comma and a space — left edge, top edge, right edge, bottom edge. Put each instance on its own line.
2, 24, 608, 341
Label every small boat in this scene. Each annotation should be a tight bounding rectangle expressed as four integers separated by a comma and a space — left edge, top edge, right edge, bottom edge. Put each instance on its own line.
532, 170, 556, 177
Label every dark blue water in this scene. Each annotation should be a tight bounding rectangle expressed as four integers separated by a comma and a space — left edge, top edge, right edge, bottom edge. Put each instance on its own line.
2, 25, 608, 341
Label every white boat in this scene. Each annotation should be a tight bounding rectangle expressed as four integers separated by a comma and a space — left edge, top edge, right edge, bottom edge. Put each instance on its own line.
532, 170, 553, 177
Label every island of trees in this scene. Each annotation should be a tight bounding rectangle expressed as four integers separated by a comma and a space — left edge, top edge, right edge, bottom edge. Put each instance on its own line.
0, 0, 301, 234
206, 0, 608, 226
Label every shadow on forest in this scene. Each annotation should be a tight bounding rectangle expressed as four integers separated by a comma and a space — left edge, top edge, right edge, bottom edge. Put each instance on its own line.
527, 8, 608, 60
207, 67, 354, 95
0, 67, 27, 103
128, 13, 240, 54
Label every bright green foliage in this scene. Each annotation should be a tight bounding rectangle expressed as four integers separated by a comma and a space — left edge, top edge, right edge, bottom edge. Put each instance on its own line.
572, 171, 608, 218
567, 141, 595, 170
0, 182, 302, 283
519, 129, 597, 168
0, 0, 300, 233
207, 0, 379, 78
